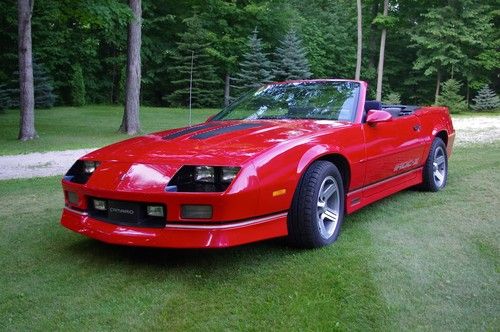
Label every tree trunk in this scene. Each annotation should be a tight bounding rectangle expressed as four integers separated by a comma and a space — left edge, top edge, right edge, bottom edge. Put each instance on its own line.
17, 0, 37, 141
375, 0, 388, 101
224, 74, 230, 107
119, 0, 141, 135
434, 70, 441, 105
355, 0, 362, 80
368, 1, 380, 70
466, 78, 470, 108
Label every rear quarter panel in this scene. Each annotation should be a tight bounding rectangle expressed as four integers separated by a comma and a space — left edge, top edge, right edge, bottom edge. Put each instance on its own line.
415, 106, 455, 159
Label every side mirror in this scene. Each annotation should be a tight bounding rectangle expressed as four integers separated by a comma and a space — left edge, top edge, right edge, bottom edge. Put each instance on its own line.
366, 110, 392, 126
206, 114, 216, 122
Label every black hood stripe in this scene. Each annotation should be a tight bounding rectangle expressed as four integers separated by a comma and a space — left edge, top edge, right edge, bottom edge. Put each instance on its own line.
191, 123, 263, 139
162, 123, 217, 140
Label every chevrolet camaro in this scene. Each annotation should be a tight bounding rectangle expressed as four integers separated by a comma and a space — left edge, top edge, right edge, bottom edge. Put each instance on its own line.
61, 79, 455, 248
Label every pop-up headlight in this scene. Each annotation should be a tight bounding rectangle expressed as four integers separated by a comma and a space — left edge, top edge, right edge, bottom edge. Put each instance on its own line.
64, 160, 101, 184
194, 166, 215, 183
84, 161, 100, 174
221, 167, 239, 184
168, 166, 240, 192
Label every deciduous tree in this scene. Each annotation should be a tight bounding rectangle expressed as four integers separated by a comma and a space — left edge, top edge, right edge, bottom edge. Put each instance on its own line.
17, 0, 36, 140
375, 0, 388, 101
119, 0, 141, 135
355, 0, 362, 80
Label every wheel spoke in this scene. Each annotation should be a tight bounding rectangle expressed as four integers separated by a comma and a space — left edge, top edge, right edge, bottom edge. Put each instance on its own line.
321, 183, 337, 200
318, 217, 327, 234
434, 171, 444, 182
316, 175, 341, 240
323, 208, 338, 222
435, 156, 445, 166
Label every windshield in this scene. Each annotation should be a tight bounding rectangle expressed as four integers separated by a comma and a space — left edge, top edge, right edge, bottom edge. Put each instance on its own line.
213, 81, 360, 122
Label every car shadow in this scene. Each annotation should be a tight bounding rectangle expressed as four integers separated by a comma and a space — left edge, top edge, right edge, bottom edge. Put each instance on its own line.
64, 236, 296, 270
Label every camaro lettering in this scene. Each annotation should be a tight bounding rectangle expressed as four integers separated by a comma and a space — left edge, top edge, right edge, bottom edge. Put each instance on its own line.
109, 207, 135, 215
394, 158, 419, 172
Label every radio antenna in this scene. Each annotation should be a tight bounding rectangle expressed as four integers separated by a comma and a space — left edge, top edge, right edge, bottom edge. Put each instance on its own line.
188, 50, 194, 127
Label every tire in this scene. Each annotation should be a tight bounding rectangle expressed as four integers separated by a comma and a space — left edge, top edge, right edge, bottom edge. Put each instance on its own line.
287, 161, 345, 248
421, 137, 448, 192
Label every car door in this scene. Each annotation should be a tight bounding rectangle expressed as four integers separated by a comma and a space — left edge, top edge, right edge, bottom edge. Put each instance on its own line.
362, 114, 425, 186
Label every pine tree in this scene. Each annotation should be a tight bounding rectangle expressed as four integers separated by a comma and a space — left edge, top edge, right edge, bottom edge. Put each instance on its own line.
472, 85, 499, 112
8, 62, 56, 109
233, 28, 274, 94
0, 83, 12, 112
436, 79, 467, 114
167, 15, 222, 108
383, 91, 401, 105
69, 64, 86, 106
33, 63, 56, 108
273, 29, 312, 81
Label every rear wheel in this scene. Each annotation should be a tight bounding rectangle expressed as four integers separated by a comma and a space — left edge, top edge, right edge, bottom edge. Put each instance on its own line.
421, 137, 448, 191
288, 161, 345, 248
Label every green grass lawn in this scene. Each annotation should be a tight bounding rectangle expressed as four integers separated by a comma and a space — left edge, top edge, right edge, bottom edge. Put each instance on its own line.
0, 143, 498, 331
0, 106, 217, 155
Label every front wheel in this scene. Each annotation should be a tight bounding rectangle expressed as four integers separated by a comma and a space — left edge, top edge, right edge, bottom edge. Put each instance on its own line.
287, 161, 345, 248
421, 137, 448, 192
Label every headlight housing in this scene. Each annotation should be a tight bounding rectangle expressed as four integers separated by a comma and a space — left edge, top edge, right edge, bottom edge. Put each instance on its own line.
168, 166, 240, 192
64, 160, 100, 184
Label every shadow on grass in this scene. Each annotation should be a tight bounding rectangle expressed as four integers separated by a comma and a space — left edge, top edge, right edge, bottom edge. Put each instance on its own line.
64, 236, 295, 269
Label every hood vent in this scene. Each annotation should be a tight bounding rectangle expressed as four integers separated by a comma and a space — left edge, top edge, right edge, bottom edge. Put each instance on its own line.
191, 123, 263, 139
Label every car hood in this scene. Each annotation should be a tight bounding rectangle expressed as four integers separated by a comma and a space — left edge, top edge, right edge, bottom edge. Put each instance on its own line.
84, 120, 350, 166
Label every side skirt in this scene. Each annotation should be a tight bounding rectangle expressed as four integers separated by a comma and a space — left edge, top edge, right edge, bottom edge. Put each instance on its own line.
345, 167, 423, 214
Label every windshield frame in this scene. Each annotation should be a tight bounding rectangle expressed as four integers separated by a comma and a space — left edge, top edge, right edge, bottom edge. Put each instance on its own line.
212, 80, 362, 123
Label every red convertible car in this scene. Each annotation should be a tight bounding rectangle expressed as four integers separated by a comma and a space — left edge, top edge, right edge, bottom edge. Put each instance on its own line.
61, 79, 455, 248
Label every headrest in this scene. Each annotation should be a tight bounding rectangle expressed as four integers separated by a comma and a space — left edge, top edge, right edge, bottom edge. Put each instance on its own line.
364, 100, 382, 112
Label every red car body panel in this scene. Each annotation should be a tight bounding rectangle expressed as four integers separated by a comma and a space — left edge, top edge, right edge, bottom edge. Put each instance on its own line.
61, 79, 455, 248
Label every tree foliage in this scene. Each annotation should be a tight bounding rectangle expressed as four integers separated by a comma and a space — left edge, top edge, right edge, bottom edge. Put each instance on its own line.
69, 64, 86, 106
383, 91, 401, 105
233, 28, 274, 94
0, 0, 497, 110
437, 79, 467, 114
8, 62, 56, 109
472, 85, 500, 112
273, 29, 312, 81
167, 15, 222, 108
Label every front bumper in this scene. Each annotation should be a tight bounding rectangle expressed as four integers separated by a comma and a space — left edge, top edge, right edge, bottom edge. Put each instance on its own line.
61, 207, 288, 248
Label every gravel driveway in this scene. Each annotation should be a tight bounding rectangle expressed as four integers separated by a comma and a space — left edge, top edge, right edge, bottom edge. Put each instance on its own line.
0, 148, 96, 180
0, 116, 498, 180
